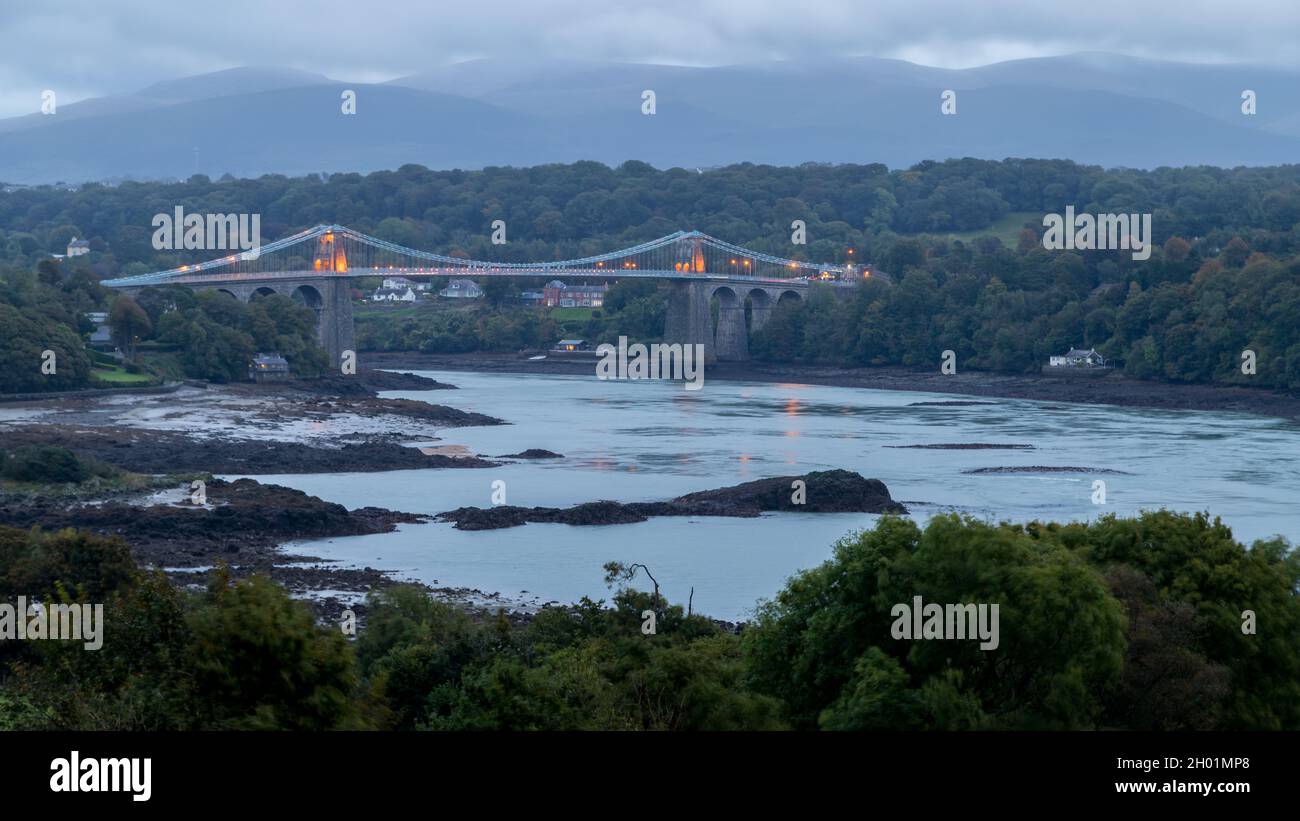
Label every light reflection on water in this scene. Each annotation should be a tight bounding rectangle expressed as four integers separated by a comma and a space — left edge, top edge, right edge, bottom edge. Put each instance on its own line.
242, 370, 1300, 621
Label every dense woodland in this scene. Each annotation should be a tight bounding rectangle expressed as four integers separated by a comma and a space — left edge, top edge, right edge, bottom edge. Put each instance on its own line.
4, 157, 1300, 389
2, 502, 1296, 730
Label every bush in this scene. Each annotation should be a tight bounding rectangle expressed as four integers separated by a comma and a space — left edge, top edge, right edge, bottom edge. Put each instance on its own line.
743, 514, 1127, 729
184, 570, 363, 730
0, 525, 137, 600
0, 445, 100, 483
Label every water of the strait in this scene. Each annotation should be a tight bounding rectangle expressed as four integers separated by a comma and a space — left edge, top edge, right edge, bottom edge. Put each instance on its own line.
236, 370, 1300, 621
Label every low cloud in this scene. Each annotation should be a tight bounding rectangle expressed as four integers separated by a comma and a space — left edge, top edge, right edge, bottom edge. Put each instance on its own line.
2, 0, 1297, 117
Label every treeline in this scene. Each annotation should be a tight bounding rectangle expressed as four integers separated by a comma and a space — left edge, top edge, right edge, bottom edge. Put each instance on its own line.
754, 240, 1300, 388
0, 267, 327, 392
5, 157, 1300, 388
5, 158, 1300, 278
3, 510, 1296, 730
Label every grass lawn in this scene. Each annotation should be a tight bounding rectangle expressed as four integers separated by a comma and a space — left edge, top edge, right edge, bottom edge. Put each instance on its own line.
91, 365, 155, 384
354, 303, 425, 319
905, 211, 1039, 247
550, 307, 596, 322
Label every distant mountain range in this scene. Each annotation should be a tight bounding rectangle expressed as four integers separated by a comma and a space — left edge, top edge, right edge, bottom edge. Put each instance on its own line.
3, 54, 1300, 184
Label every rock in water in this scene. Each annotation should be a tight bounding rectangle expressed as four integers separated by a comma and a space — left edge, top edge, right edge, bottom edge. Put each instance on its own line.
436, 469, 906, 530
672, 469, 907, 514
497, 449, 564, 459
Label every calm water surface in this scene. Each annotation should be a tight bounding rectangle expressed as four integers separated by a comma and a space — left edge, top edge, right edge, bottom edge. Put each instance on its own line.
237, 370, 1300, 620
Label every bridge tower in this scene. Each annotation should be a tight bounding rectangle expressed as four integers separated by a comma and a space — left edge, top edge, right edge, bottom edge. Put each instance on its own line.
313, 230, 348, 272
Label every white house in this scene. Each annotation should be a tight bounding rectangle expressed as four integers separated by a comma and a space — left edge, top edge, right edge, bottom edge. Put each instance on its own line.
67, 237, 90, 257
371, 287, 417, 303
382, 276, 426, 291
1049, 347, 1107, 367
439, 279, 483, 299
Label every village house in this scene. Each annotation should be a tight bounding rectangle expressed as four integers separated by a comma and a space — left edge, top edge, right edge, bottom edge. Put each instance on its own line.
439, 279, 483, 299
1049, 347, 1107, 367
66, 237, 90, 257
543, 280, 607, 308
381, 276, 427, 291
85, 311, 114, 350
553, 339, 591, 352
248, 353, 290, 382
371, 286, 418, 303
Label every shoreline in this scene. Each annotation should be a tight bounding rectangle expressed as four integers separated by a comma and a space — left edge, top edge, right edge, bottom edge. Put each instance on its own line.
5, 355, 1294, 625
363, 351, 1300, 421
0, 370, 519, 620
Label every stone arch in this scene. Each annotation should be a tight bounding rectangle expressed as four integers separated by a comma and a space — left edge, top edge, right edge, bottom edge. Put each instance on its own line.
215, 288, 238, 300
711, 284, 740, 306
777, 289, 803, 305
708, 285, 739, 335
250, 286, 278, 301
291, 284, 323, 308
745, 288, 773, 334
710, 285, 747, 361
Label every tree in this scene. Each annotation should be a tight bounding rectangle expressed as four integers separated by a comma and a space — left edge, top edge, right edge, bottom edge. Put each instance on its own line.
480, 277, 515, 308
1163, 235, 1191, 263
109, 295, 151, 360
603, 561, 664, 619
0, 303, 92, 393
1222, 236, 1251, 267
743, 514, 1127, 729
185, 569, 362, 730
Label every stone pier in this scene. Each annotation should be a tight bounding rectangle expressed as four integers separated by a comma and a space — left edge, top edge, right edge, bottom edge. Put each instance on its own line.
662, 280, 805, 362
197, 276, 355, 368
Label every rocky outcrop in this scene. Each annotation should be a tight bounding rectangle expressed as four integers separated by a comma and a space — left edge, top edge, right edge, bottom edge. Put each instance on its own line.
963, 465, 1133, 475
437, 469, 907, 531
0, 425, 501, 475
0, 478, 426, 562
886, 443, 1034, 450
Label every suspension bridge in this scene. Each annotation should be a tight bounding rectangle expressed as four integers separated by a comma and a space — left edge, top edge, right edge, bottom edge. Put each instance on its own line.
102, 225, 868, 364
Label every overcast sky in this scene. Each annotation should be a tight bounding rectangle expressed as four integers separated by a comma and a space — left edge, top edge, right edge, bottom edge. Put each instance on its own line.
2, 0, 1299, 118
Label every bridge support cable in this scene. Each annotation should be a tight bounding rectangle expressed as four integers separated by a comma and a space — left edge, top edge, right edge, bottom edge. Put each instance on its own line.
102, 225, 847, 288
